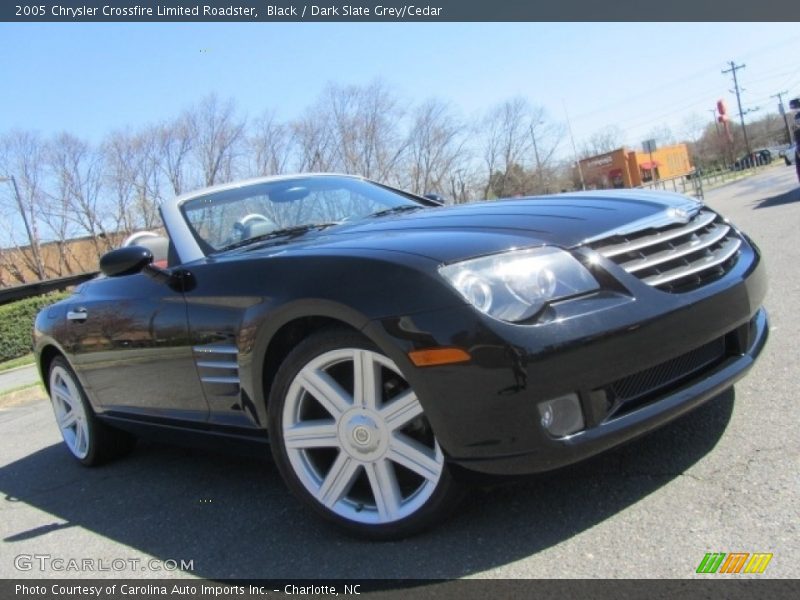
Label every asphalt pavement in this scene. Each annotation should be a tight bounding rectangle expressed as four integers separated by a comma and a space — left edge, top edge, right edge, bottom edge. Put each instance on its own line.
0, 166, 797, 580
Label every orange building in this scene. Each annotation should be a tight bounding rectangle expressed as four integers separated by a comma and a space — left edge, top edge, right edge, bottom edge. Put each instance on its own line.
580, 143, 693, 190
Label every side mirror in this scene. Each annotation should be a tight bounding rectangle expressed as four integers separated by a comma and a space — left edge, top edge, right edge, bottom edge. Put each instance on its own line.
99, 246, 153, 277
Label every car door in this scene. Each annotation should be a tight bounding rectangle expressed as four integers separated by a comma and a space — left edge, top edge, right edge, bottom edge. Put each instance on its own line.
64, 270, 209, 423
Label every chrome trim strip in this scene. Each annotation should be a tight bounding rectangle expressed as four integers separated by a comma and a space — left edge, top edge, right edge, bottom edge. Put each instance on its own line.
597, 210, 717, 258
582, 200, 704, 246
643, 238, 742, 287
622, 224, 731, 274
196, 361, 239, 369
192, 345, 238, 354
200, 376, 241, 385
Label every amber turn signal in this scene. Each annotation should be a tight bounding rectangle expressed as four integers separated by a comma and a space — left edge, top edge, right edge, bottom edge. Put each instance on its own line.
408, 347, 471, 367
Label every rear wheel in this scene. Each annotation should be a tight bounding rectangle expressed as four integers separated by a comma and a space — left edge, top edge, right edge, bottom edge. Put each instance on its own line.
268, 329, 463, 539
48, 357, 135, 466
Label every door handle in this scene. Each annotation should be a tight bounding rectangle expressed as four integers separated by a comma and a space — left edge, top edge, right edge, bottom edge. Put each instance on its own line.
66, 308, 88, 322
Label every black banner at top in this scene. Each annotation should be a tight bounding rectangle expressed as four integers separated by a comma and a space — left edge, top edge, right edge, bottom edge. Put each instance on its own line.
2, 0, 799, 22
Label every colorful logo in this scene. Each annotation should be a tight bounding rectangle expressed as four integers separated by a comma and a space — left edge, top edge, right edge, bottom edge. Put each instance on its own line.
696, 552, 773, 574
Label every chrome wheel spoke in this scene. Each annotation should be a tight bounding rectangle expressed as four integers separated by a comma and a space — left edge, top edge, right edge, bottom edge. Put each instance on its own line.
58, 409, 78, 429
353, 349, 381, 410
316, 452, 360, 508
74, 422, 86, 454
297, 368, 352, 418
365, 460, 402, 521
388, 433, 442, 482
382, 389, 423, 431
284, 420, 338, 449
54, 386, 73, 408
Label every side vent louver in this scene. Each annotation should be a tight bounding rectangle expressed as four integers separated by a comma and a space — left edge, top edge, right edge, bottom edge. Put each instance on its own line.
193, 345, 240, 393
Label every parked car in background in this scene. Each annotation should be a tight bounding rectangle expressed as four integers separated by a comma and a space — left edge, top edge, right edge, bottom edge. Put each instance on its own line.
733, 149, 772, 170
34, 174, 769, 538
780, 144, 797, 166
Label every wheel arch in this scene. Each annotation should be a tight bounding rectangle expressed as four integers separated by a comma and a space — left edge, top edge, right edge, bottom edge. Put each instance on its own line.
247, 300, 378, 419
38, 343, 66, 394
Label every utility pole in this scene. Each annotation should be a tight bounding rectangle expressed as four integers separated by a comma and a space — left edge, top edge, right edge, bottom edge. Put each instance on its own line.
562, 100, 585, 190
722, 61, 752, 161
771, 90, 793, 145
708, 109, 721, 137
529, 123, 545, 192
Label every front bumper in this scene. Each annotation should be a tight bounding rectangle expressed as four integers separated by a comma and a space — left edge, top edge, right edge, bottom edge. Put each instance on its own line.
364, 240, 768, 476
453, 307, 766, 475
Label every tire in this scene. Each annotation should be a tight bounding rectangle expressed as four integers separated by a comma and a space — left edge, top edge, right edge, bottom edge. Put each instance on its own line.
48, 357, 136, 466
267, 328, 464, 539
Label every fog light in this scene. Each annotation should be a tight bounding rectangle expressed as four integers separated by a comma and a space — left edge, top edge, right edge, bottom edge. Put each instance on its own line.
538, 393, 585, 437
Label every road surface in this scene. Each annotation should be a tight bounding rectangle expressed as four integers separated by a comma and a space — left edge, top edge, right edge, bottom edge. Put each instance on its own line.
0, 365, 38, 393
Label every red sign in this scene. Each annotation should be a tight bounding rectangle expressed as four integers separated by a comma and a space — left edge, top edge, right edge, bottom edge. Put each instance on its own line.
717, 99, 728, 116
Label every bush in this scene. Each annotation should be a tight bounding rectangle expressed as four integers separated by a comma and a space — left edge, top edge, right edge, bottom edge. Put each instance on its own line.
0, 292, 70, 363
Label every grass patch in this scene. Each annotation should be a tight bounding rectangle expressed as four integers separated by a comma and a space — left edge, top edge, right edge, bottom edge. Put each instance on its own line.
0, 382, 45, 409
0, 353, 35, 373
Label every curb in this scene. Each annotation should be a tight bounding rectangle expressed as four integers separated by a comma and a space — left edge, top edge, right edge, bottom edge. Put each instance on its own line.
0, 363, 37, 377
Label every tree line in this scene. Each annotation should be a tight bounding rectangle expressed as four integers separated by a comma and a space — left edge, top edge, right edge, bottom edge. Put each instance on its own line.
0, 83, 567, 284
0, 80, 790, 285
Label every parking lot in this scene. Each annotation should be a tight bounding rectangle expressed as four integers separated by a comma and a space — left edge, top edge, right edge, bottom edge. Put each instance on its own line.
0, 166, 798, 580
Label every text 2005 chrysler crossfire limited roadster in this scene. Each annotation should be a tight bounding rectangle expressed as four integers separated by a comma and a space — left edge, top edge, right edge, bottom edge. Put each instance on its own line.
34, 174, 768, 538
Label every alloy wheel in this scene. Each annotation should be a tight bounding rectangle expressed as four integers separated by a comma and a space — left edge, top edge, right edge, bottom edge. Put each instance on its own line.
49, 364, 90, 460
281, 347, 444, 525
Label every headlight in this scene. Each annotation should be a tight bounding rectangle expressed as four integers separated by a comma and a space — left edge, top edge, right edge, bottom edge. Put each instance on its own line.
439, 247, 599, 322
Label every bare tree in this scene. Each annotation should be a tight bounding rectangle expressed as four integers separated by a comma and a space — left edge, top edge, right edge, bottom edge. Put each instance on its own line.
38, 171, 76, 277
405, 99, 468, 196
0, 130, 47, 280
293, 82, 408, 182
249, 110, 294, 176
158, 114, 195, 196
645, 124, 676, 148
131, 129, 164, 230
581, 125, 625, 157
104, 128, 163, 237
481, 99, 528, 197
292, 108, 338, 172
476, 100, 566, 198
527, 107, 565, 194
681, 113, 708, 146
190, 94, 246, 187
332, 81, 408, 181
48, 132, 111, 258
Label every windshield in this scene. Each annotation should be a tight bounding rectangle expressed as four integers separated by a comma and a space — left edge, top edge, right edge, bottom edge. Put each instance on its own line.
180, 176, 422, 253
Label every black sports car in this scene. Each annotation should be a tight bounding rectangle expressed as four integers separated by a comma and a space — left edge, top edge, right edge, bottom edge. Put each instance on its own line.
34, 174, 768, 538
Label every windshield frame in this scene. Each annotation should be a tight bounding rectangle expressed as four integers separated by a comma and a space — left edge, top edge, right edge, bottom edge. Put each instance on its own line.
166, 174, 434, 260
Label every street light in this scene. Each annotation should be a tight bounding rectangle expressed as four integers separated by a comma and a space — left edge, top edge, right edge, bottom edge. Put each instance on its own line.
0, 174, 45, 279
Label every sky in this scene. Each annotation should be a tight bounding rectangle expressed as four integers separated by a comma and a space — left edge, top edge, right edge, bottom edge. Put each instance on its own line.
1, 22, 800, 157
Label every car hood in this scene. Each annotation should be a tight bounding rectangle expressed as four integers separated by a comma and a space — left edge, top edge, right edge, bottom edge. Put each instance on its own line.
239, 190, 703, 264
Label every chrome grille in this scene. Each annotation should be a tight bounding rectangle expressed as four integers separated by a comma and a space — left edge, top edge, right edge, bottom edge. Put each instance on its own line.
590, 209, 741, 292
